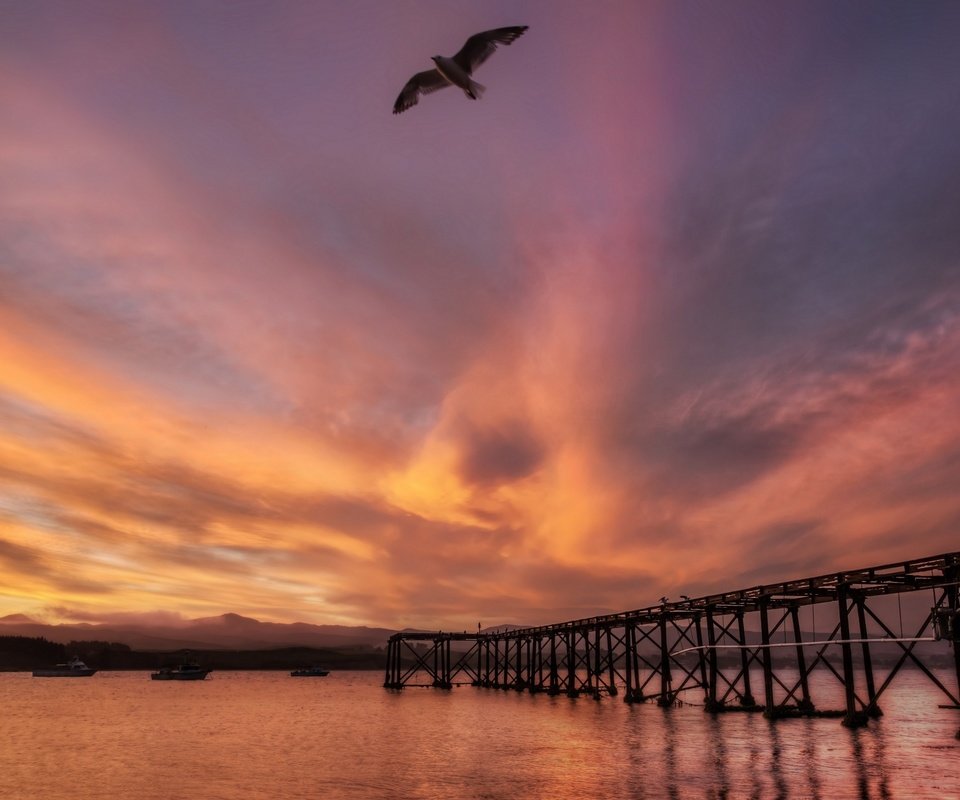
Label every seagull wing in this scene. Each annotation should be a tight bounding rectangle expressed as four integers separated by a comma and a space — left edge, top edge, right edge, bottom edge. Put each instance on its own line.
451, 26, 529, 74
393, 69, 450, 114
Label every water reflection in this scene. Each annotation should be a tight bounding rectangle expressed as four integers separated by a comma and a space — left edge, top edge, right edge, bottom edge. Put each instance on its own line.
705, 715, 730, 800
684, 710, 901, 799
0, 670, 952, 800
660, 707, 680, 800
850, 725, 892, 800
744, 715, 763, 799
767, 719, 789, 800
799, 718, 823, 800
873, 727, 891, 800
851, 728, 872, 799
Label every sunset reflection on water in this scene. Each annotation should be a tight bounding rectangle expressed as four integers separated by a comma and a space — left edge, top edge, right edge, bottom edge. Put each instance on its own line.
2, 669, 957, 799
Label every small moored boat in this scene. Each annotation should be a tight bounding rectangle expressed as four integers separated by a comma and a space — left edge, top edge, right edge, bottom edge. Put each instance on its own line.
32, 657, 97, 678
151, 663, 212, 681
290, 665, 330, 677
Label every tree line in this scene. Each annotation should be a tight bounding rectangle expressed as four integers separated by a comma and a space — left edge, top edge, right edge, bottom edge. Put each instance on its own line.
0, 635, 387, 671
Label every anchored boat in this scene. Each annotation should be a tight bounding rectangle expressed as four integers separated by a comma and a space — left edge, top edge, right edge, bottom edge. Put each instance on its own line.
32, 657, 97, 678
151, 663, 211, 681
290, 665, 330, 677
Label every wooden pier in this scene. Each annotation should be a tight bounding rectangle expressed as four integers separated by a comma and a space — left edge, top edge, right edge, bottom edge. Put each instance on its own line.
384, 551, 960, 729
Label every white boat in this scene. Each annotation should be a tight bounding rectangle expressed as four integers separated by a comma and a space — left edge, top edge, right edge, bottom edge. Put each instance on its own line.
150, 663, 212, 681
32, 657, 97, 678
290, 665, 330, 677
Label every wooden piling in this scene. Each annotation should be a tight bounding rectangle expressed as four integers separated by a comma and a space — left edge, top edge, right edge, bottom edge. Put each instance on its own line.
548, 632, 559, 695
704, 607, 719, 711
657, 613, 672, 707
736, 610, 756, 706
856, 595, 881, 717
759, 598, 776, 716
790, 605, 813, 712
605, 626, 618, 696
838, 584, 866, 727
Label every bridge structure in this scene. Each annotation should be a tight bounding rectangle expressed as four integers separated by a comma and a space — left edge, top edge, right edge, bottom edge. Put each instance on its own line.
384, 551, 960, 729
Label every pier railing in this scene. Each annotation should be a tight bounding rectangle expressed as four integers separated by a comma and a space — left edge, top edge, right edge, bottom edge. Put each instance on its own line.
385, 551, 960, 729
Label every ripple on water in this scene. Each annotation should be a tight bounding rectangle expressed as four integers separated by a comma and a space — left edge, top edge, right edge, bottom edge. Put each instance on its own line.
1, 669, 958, 799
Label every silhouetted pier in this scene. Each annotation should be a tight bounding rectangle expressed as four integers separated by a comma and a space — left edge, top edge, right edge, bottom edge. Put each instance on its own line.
385, 552, 960, 730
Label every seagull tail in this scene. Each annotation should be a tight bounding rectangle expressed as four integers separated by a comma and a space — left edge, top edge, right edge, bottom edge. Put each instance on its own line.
467, 80, 486, 100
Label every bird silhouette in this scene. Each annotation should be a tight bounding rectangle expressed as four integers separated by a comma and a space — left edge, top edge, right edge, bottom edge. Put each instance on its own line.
393, 26, 529, 114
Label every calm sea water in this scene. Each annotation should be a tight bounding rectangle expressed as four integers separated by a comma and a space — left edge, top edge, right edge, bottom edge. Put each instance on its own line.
2, 669, 958, 799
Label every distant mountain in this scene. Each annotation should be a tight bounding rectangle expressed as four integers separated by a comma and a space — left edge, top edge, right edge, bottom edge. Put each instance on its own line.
0, 614, 40, 624
481, 624, 531, 634
0, 613, 396, 651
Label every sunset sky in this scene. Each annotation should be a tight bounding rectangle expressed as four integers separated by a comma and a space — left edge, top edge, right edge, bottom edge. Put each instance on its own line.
2, 0, 959, 629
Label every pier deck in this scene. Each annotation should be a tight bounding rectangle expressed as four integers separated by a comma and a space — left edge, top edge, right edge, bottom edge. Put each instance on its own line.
385, 551, 960, 731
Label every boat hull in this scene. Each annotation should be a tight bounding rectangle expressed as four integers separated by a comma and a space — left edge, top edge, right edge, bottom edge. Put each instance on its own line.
151, 670, 211, 681
32, 669, 97, 677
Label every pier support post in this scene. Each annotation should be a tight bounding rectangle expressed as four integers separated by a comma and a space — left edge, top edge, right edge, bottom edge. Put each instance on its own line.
565, 630, 579, 697
606, 627, 618, 696
838, 585, 866, 727
943, 561, 960, 739
737, 611, 756, 706
501, 636, 509, 689
499, 637, 506, 688
759, 598, 777, 718
395, 638, 404, 688
591, 627, 602, 697
432, 637, 451, 689
623, 623, 636, 702
581, 630, 590, 693
502, 637, 510, 689
528, 636, 538, 692
548, 633, 559, 695
515, 637, 525, 690
392, 639, 402, 688
856, 595, 881, 718
383, 639, 394, 688
790, 605, 813, 712
657, 613, 673, 707
540, 635, 546, 690
524, 637, 534, 691
694, 614, 707, 691
445, 638, 452, 688
704, 608, 719, 712
484, 638, 492, 686
502, 636, 510, 689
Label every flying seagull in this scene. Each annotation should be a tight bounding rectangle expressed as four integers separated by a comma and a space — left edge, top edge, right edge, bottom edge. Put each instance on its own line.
393, 26, 529, 115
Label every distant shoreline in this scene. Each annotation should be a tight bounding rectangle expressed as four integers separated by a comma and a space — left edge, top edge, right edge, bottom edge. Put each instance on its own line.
0, 635, 386, 672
